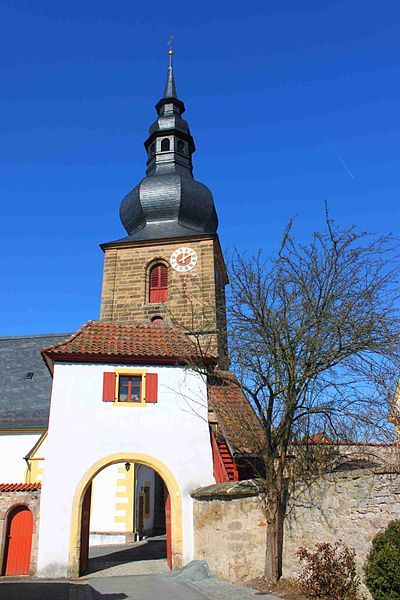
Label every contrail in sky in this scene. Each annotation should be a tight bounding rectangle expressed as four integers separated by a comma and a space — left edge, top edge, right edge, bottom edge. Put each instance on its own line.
322, 132, 355, 180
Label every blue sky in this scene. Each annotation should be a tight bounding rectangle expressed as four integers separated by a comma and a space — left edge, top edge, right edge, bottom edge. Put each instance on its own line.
1, 1, 399, 335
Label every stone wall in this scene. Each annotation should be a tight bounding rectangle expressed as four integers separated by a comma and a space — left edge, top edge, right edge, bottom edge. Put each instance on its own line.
193, 490, 266, 581
192, 481, 266, 581
99, 235, 227, 358
192, 468, 400, 586
283, 467, 400, 578
0, 489, 41, 575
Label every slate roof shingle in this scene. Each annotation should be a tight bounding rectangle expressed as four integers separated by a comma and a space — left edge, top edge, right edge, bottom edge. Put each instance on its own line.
0, 333, 70, 430
208, 371, 264, 455
42, 321, 211, 367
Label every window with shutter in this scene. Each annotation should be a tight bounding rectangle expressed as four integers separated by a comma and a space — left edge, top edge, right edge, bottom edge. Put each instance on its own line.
103, 370, 158, 406
149, 264, 168, 303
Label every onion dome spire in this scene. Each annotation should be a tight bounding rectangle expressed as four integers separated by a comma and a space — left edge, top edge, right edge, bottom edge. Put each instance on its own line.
116, 51, 218, 244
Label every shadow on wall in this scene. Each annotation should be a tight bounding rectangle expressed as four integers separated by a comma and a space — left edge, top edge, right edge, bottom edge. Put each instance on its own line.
0, 582, 127, 600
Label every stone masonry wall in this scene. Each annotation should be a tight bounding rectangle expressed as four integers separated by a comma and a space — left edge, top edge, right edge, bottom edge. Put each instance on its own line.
192, 469, 400, 586
100, 236, 227, 358
283, 467, 400, 578
0, 490, 41, 575
193, 493, 266, 582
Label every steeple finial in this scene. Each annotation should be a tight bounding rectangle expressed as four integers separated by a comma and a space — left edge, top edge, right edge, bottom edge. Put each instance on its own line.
164, 36, 177, 98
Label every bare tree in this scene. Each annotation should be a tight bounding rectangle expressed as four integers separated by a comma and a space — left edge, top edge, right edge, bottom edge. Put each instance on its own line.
225, 211, 400, 582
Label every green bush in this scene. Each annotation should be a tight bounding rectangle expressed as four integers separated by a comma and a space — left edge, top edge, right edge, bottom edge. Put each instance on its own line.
364, 520, 400, 600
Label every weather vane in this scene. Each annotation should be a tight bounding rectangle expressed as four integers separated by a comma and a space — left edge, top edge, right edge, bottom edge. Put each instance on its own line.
167, 35, 174, 66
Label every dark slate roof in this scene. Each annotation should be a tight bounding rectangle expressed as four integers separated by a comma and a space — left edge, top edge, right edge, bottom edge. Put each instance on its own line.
0, 333, 69, 430
103, 56, 218, 247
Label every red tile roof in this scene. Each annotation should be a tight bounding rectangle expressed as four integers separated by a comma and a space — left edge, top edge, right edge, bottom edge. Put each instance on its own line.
208, 371, 265, 455
41, 321, 213, 368
0, 483, 41, 492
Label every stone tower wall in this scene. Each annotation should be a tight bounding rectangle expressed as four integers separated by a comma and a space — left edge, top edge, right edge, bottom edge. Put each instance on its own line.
100, 236, 227, 360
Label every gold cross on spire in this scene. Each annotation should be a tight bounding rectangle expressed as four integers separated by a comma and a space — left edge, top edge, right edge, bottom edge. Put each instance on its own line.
167, 35, 174, 67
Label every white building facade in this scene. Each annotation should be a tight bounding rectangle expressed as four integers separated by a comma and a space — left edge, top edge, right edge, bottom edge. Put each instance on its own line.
37, 352, 215, 577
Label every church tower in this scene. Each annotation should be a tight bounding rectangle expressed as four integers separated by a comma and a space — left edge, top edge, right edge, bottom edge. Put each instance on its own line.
100, 52, 228, 362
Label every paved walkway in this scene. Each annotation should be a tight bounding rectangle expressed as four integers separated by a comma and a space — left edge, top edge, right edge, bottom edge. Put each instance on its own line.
75, 574, 279, 599
0, 548, 280, 600
0, 579, 70, 600
0, 575, 279, 600
87, 537, 168, 577
76, 574, 208, 599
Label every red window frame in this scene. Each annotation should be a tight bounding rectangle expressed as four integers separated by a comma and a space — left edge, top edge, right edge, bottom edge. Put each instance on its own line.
149, 264, 168, 303
118, 375, 142, 403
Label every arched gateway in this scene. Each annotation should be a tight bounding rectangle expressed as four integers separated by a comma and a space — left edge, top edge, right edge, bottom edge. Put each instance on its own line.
69, 453, 182, 577
36, 328, 215, 578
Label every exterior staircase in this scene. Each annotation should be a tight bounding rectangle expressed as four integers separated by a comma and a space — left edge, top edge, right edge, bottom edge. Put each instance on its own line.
211, 430, 239, 483
217, 440, 239, 481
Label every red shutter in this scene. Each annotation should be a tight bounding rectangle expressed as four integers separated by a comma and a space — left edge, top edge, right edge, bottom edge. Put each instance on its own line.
160, 265, 168, 288
149, 264, 168, 303
146, 373, 158, 403
103, 372, 116, 402
150, 266, 159, 289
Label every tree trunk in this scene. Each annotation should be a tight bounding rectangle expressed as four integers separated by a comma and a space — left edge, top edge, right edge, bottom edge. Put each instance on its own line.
264, 487, 286, 582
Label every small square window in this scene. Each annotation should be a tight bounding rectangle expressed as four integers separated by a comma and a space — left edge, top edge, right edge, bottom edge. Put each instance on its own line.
118, 375, 142, 403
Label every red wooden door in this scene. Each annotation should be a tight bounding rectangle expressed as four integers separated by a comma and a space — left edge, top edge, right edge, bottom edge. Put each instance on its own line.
165, 493, 172, 570
79, 483, 92, 575
3, 506, 33, 576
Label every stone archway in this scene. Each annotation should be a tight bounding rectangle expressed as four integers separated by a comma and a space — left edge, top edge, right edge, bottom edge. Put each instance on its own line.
68, 452, 183, 578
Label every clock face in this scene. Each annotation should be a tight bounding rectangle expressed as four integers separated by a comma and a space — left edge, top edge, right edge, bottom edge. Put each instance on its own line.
170, 247, 198, 273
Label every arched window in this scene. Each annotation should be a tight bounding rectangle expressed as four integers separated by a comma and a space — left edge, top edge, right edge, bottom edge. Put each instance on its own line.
177, 140, 185, 154
161, 138, 170, 152
149, 263, 168, 303
151, 315, 164, 323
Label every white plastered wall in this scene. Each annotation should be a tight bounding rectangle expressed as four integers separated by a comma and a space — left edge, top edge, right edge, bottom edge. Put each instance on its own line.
37, 362, 214, 577
90, 464, 124, 532
0, 433, 42, 482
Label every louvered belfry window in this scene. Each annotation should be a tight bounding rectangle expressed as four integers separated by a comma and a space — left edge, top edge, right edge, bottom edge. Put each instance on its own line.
149, 263, 168, 303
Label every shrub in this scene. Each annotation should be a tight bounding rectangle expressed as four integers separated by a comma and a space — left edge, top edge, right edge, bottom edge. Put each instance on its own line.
297, 541, 363, 599
364, 520, 400, 600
